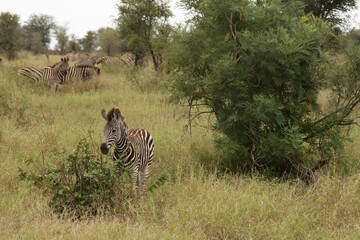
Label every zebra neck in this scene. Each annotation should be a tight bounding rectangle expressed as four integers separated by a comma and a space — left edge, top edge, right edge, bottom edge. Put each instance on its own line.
113, 134, 133, 163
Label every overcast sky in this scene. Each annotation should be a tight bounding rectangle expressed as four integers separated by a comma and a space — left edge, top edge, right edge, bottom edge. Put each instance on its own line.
1, 0, 188, 48
1, 0, 359, 48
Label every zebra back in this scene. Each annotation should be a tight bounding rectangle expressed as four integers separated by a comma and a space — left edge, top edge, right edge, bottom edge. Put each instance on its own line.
66, 65, 101, 82
18, 67, 44, 83
96, 56, 127, 66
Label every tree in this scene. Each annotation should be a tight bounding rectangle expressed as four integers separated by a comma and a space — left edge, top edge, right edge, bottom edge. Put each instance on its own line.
55, 25, 69, 54
116, 0, 172, 70
30, 32, 43, 54
67, 34, 80, 53
98, 27, 120, 56
283, 0, 357, 25
169, 0, 360, 179
80, 31, 97, 53
0, 12, 21, 60
22, 14, 55, 52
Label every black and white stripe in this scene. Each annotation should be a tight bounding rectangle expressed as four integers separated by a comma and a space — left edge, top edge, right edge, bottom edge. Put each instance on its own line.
43, 57, 69, 93
100, 108, 154, 199
18, 58, 69, 92
66, 65, 101, 82
18, 66, 44, 83
74, 54, 98, 66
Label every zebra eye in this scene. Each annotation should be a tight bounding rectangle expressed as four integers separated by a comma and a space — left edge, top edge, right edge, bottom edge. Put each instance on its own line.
112, 129, 117, 133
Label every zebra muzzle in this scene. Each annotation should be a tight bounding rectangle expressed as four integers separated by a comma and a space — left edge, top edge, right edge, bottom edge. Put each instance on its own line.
100, 142, 110, 154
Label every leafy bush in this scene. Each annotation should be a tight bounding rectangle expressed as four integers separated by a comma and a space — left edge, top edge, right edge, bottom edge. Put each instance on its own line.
19, 132, 120, 216
19, 131, 169, 216
169, 0, 360, 179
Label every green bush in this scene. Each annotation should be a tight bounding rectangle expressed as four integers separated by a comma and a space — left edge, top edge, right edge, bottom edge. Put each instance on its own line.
19, 132, 120, 216
169, 0, 360, 178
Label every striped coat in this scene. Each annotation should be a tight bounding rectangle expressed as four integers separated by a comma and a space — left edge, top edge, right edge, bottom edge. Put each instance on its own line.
18, 57, 69, 93
100, 107, 154, 201
66, 65, 101, 82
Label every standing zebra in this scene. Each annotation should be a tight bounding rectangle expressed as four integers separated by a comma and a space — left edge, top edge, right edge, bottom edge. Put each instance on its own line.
66, 65, 101, 82
100, 107, 154, 202
43, 57, 69, 93
18, 57, 69, 93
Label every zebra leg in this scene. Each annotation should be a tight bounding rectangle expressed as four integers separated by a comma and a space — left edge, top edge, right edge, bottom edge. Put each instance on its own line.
52, 83, 58, 94
130, 170, 138, 204
139, 165, 150, 199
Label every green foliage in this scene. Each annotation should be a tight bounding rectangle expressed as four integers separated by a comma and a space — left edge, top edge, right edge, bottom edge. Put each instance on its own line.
169, 0, 360, 177
284, 0, 357, 25
98, 27, 121, 56
21, 14, 55, 52
67, 34, 81, 53
54, 25, 69, 55
80, 31, 98, 53
116, 0, 172, 70
18, 130, 170, 217
346, 29, 360, 46
19, 132, 120, 216
0, 12, 21, 60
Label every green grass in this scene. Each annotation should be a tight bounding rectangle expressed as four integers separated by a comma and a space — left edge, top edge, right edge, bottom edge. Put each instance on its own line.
1, 53, 360, 239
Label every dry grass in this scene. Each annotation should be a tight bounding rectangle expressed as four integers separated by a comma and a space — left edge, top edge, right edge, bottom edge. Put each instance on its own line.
1, 53, 360, 239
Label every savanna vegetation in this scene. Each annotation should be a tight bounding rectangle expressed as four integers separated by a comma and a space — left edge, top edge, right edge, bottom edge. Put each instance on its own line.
2, 0, 360, 239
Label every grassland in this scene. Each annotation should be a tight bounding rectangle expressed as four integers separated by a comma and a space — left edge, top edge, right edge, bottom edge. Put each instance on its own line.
1, 53, 360, 239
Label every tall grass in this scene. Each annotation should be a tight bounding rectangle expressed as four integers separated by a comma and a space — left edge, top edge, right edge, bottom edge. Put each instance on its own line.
1, 53, 360, 239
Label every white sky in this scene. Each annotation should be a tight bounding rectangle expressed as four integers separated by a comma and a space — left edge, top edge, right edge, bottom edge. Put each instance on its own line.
1, 0, 359, 48
1, 0, 189, 48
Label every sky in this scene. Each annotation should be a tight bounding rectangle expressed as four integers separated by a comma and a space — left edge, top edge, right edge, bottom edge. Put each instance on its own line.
1, 0, 360, 49
1, 0, 189, 48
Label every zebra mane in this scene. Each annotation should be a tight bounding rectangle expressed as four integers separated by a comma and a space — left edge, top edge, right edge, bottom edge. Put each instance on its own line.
106, 107, 128, 127
76, 64, 98, 68
47, 62, 61, 68
106, 107, 116, 120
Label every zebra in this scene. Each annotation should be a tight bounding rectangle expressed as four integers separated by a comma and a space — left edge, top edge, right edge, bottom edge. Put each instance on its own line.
18, 57, 69, 93
66, 65, 101, 82
0, 58, 2, 67
100, 107, 154, 202
75, 56, 98, 66
96, 56, 127, 66
43, 57, 69, 93
18, 66, 44, 83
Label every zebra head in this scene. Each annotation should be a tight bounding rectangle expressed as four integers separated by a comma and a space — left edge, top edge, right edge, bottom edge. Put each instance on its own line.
58, 57, 69, 83
100, 107, 128, 155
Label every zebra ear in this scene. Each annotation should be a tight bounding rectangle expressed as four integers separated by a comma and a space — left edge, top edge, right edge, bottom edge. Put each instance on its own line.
101, 109, 107, 120
114, 108, 122, 120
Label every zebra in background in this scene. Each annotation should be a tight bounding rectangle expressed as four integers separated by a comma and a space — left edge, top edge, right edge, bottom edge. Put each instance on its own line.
96, 56, 127, 66
100, 107, 154, 202
0, 58, 2, 67
75, 55, 98, 66
66, 65, 101, 82
18, 57, 69, 93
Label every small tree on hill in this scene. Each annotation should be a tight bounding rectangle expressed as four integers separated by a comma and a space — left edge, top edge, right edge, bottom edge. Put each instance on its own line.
22, 14, 55, 53
0, 12, 21, 60
98, 27, 119, 56
54, 25, 69, 55
80, 30, 97, 53
169, 0, 360, 179
116, 0, 172, 70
